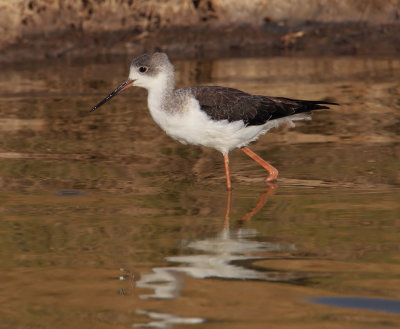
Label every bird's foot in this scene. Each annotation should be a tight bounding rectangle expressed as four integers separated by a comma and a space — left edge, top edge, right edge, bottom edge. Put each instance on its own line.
264, 170, 278, 183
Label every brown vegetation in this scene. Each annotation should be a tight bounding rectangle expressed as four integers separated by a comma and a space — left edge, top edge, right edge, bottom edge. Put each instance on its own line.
0, 0, 400, 63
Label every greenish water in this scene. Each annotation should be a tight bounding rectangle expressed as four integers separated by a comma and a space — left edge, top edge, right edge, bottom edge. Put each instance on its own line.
0, 55, 399, 328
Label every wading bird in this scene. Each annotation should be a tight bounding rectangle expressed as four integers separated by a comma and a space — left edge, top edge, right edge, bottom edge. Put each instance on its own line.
90, 53, 336, 190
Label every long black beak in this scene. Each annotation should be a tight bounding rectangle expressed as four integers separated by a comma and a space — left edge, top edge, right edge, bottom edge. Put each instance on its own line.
90, 79, 134, 112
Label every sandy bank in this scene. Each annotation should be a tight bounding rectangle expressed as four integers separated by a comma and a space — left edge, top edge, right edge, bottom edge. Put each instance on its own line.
1, 0, 399, 63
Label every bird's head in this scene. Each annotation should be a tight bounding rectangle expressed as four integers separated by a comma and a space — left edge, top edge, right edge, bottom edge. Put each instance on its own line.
90, 52, 174, 112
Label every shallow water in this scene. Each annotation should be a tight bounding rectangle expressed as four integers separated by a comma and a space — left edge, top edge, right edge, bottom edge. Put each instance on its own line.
0, 55, 399, 328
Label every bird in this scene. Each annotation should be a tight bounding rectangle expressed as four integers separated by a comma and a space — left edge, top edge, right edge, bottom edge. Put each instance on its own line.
90, 52, 337, 190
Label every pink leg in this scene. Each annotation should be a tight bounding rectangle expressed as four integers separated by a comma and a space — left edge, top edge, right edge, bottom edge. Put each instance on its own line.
223, 153, 232, 191
224, 189, 232, 229
240, 146, 279, 182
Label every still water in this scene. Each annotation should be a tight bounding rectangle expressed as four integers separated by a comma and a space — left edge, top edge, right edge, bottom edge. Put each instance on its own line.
0, 55, 399, 328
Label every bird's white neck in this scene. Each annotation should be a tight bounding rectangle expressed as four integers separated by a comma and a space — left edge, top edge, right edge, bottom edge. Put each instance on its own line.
147, 71, 176, 114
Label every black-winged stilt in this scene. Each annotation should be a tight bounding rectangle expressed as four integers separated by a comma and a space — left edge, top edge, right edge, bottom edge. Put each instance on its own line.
90, 53, 337, 190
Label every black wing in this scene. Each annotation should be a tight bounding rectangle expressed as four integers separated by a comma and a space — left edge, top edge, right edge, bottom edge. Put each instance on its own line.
186, 86, 337, 126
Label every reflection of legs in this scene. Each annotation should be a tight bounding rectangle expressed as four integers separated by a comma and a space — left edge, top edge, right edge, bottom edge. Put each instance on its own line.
240, 146, 278, 182
224, 189, 232, 229
223, 153, 232, 191
241, 183, 278, 221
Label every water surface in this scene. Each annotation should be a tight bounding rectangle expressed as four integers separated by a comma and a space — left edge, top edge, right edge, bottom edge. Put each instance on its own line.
0, 55, 399, 328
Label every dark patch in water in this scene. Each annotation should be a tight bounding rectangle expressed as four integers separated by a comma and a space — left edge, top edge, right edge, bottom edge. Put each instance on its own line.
310, 297, 400, 314
56, 190, 84, 197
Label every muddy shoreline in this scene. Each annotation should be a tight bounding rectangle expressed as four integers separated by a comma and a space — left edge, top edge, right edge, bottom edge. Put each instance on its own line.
1, 22, 400, 65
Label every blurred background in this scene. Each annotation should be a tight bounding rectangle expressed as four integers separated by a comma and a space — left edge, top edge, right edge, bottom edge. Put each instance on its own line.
1, 0, 400, 62
1, 1, 400, 329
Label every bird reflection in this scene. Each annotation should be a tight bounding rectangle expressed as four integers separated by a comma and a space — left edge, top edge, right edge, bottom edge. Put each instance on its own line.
128, 185, 307, 327
133, 184, 302, 301
134, 309, 204, 329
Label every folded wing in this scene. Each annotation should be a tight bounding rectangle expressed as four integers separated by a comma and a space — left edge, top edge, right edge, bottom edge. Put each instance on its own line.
186, 86, 337, 126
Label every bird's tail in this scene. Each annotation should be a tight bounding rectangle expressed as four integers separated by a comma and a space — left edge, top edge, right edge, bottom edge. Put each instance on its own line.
273, 97, 338, 116
301, 100, 339, 111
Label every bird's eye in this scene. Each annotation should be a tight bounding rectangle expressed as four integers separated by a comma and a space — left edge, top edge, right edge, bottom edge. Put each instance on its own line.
139, 66, 148, 73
